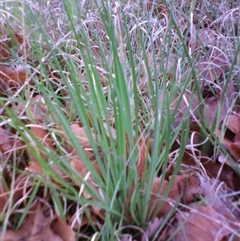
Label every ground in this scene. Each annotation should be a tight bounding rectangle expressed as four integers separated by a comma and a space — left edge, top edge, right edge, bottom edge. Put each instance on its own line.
0, 0, 240, 240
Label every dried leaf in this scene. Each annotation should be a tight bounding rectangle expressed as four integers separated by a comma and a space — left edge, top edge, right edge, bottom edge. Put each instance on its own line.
19, 95, 49, 123
141, 217, 164, 241
0, 127, 25, 156
0, 39, 11, 60
0, 127, 12, 152
29, 126, 54, 159
146, 1, 168, 17
197, 50, 230, 82
0, 65, 27, 92
12, 174, 32, 205
0, 25, 29, 61
226, 114, 240, 134
0, 182, 8, 212
1, 201, 62, 241
51, 216, 76, 241
203, 96, 228, 128
67, 124, 101, 177
226, 142, 240, 162
26, 126, 54, 174
158, 91, 200, 129
137, 136, 148, 178
171, 204, 238, 241
196, 29, 218, 47
65, 124, 94, 153
203, 179, 240, 220
69, 150, 100, 178
148, 175, 201, 219
26, 159, 43, 174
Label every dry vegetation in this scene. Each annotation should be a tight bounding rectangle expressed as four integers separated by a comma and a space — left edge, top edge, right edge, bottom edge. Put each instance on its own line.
1, 0, 240, 240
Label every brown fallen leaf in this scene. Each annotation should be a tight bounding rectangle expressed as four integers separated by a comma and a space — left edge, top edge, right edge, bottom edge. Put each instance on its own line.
0, 25, 28, 61
226, 113, 240, 135
51, 216, 76, 241
66, 124, 95, 153
0, 127, 12, 152
203, 94, 228, 128
203, 178, 240, 220
159, 91, 200, 129
69, 150, 101, 177
170, 204, 239, 241
197, 49, 230, 83
170, 139, 240, 190
0, 181, 8, 212
141, 217, 164, 241
26, 159, 43, 175
137, 135, 148, 179
148, 175, 201, 219
0, 126, 25, 158
0, 65, 27, 93
0, 37, 11, 60
66, 123, 102, 178
12, 95, 50, 124
70, 154, 104, 219
225, 141, 240, 162
1, 201, 67, 241
146, 1, 168, 17
0, 173, 33, 213
215, 131, 240, 162
26, 126, 55, 174
196, 29, 218, 48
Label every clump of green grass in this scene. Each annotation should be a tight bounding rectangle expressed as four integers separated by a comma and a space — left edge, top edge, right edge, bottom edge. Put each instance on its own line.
1, 0, 240, 240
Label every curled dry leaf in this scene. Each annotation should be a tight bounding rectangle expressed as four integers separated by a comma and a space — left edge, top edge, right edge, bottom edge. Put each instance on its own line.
226, 113, 240, 134
203, 81, 235, 125
196, 29, 218, 48
203, 178, 240, 220
0, 127, 25, 157
141, 217, 164, 241
12, 95, 50, 123
197, 50, 230, 83
26, 126, 54, 174
148, 175, 201, 219
203, 93, 228, 128
68, 124, 95, 152
63, 124, 94, 153
170, 204, 239, 241
0, 182, 8, 212
159, 91, 199, 129
69, 150, 101, 178
0, 65, 27, 93
12, 174, 33, 206
0, 127, 12, 152
0, 173, 33, 213
51, 216, 76, 241
0, 25, 28, 61
1, 201, 74, 241
146, 1, 168, 17
70, 153, 103, 217
137, 136, 148, 179
66, 124, 106, 218
225, 141, 240, 162
66, 123, 101, 178
216, 131, 240, 162
26, 127, 71, 185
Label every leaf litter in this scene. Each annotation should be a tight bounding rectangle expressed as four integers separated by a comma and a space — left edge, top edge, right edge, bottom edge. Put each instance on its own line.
1, 1, 240, 241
